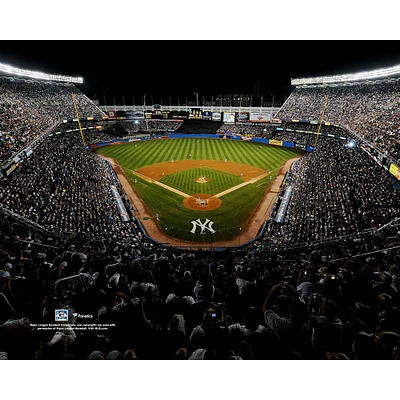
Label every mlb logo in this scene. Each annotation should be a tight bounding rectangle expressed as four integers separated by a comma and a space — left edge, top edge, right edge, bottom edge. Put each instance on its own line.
55, 309, 68, 321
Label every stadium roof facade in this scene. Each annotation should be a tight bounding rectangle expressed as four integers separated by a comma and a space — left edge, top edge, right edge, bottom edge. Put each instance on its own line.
0, 62, 83, 84
291, 63, 400, 87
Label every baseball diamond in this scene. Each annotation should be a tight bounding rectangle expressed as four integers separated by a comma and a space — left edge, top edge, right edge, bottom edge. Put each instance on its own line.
96, 138, 303, 246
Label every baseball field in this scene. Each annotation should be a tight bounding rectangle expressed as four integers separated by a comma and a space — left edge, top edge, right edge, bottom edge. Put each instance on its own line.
96, 138, 303, 246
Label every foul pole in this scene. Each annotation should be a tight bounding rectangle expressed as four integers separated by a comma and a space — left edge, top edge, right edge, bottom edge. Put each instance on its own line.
72, 93, 87, 147
313, 95, 329, 148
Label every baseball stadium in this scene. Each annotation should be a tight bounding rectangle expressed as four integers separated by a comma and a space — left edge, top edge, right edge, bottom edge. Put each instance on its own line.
1, 56, 400, 361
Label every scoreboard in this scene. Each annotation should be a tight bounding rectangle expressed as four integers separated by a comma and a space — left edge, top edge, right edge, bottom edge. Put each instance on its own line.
145, 110, 171, 119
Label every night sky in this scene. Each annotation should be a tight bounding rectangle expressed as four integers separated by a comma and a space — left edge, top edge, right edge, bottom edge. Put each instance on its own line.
1, 40, 400, 106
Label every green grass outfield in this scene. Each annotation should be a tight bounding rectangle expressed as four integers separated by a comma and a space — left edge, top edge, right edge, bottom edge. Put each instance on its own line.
96, 138, 303, 244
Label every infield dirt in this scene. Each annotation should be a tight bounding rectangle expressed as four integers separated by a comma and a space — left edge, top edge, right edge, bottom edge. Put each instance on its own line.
136, 159, 265, 181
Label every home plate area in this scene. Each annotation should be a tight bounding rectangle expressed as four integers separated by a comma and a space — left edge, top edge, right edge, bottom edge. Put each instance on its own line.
183, 194, 221, 211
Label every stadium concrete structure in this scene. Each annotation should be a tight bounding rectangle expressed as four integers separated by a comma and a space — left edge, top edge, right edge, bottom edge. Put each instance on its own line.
2, 60, 400, 360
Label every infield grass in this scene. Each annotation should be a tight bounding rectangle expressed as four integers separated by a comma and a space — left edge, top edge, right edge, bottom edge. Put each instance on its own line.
160, 167, 243, 195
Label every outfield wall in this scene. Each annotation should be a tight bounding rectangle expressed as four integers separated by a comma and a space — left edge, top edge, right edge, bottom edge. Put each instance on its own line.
91, 133, 313, 153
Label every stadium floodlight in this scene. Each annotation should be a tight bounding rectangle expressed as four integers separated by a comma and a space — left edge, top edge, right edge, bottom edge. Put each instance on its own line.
0, 62, 83, 84
291, 64, 400, 86
345, 140, 356, 148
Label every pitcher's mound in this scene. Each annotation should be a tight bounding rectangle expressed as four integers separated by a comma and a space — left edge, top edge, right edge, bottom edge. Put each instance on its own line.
183, 194, 221, 211
195, 177, 209, 184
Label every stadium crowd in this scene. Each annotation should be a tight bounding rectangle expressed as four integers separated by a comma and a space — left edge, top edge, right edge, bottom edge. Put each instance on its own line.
218, 123, 274, 136
271, 130, 313, 148
277, 80, 400, 162
0, 131, 136, 241
0, 76, 102, 164
263, 136, 400, 247
115, 120, 184, 134
1, 200, 400, 360
1, 74, 400, 360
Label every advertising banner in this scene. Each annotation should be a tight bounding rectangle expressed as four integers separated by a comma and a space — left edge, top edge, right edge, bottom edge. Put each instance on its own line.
4, 162, 18, 177
126, 110, 145, 120
269, 139, 283, 146
223, 112, 235, 123
236, 112, 249, 122
212, 112, 222, 121
390, 163, 400, 180
249, 112, 270, 122
170, 111, 189, 119
202, 111, 212, 120
107, 110, 117, 120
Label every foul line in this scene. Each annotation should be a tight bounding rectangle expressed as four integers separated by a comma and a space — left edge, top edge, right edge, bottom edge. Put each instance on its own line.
212, 171, 270, 198
130, 170, 191, 198
153, 180, 191, 198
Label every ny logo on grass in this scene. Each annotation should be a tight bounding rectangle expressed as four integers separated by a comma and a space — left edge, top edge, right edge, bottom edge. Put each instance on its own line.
190, 218, 216, 235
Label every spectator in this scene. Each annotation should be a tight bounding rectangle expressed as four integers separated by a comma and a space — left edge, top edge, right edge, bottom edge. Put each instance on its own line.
189, 322, 241, 360
228, 305, 276, 359
262, 284, 311, 358
309, 298, 343, 357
